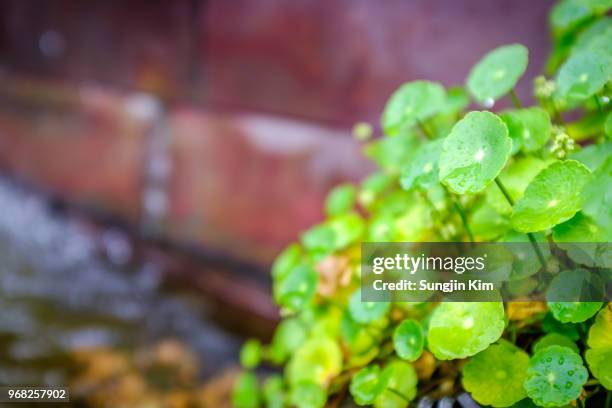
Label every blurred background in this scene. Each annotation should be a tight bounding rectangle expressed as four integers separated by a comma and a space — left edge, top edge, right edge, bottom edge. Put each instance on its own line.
0, 0, 554, 406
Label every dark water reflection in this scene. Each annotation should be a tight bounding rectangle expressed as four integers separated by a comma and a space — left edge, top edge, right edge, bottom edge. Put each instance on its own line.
0, 177, 240, 388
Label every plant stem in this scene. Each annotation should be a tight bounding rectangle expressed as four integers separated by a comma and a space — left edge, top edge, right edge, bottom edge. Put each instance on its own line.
494, 178, 548, 270
440, 186, 475, 243
387, 387, 411, 403
606, 391, 611, 408
510, 89, 523, 109
451, 197, 475, 243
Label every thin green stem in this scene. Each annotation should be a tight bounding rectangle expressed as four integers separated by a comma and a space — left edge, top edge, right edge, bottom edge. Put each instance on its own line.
387, 387, 411, 403
494, 178, 548, 270
452, 198, 475, 243
606, 391, 611, 408
441, 186, 475, 243
510, 89, 523, 109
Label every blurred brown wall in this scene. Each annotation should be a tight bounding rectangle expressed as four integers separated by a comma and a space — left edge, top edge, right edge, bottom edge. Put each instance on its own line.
0, 0, 556, 264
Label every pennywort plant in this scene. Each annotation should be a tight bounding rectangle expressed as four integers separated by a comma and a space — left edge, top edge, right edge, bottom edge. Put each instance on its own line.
233, 1, 611, 407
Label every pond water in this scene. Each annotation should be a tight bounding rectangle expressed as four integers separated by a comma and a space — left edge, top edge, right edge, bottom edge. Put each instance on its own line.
0, 177, 240, 390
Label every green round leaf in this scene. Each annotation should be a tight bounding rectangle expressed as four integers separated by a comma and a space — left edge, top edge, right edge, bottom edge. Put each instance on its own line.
269, 318, 307, 364
287, 337, 343, 386
462, 341, 529, 407
348, 290, 391, 324
542, 312, 581, 341
524, 346, 588, 407
500, 108, 552, 153
546, 269, 603, 322
547, 300, 602, 324
466, 44, 528, 104
585, 304, 612, 389
240, 339, 262, 369
232, 372, 260, 408
581, 156, 612, 231
359, 172, 394, 208
486, 157, 550, 214
553, 212, 610, 244
328, 213, 365, 249
274, 263, 318, 313
381, 81, 446, 136
365, 132, 420, 172
586, 304, 612, 350
585, 348, 612, 390
570, 142, 612, 171
550, 0, 592, 36
400, 139, 442, 191
556, 49, 612, 102
272, 243, 302, 280
392, 320, 424, 362
427, 302, 506, 360
511, 160, 592, 232
439, 111, 512, 194
289, 381, 326, 408
374, 361, 418, 408
263, 375, 285, 408
573, 17, 612, 54
325, 183, 357, 216
533, 333, 580, 354
350, 365, 391, 406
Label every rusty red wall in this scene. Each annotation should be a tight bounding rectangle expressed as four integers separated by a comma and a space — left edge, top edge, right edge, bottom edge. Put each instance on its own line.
0, 0, 556, 264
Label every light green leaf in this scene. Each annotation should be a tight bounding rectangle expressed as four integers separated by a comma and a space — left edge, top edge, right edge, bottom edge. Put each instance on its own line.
240, 339, 262, 369
466, 44, 528, 104
511, 160, 592, 232
439, 111, 512, 194
581, 156, 612, 231
269, 318, 307, 364
348, 290, 390, 324
606, 112, 612, 137
263, 375, 285, 408
359, 172, 394, 208
532, 333, 580, 354
325, 183, 357, 216
586, 304, 612, 350
585, 304, 612, 389
556, 49, 612, 102
272, 243, 302, 280
274, 263, 318, 313
232, 372, 260, 408
486, 157, 550, 214
374, 361, 418, 408
553, 212, 611, 243
573, 17, 612, 54
287, 337, 343, 386
365, 132, 420, 172
500, 108, 552, 153
350, 365, 391, 406
550, 0, 593, 36
400, 140, 442, 191
570, 142, 612, 171
546, 270, 603, 323
393, 319, 424, 362
462, 341, 529, 407
381, 81, 446, 136
524, 346, 588, 407
428, 302, 505, 360
289, 381, 326, 408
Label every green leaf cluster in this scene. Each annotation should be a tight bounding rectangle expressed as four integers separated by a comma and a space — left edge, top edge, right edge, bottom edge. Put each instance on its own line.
233, 2, 611, 407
